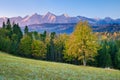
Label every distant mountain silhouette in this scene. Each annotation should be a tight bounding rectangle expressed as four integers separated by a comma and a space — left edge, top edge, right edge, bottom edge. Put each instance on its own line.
0, 12, 120, 33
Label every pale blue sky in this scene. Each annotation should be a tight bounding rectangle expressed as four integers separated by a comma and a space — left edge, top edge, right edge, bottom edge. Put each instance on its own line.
0, 0, 120, 19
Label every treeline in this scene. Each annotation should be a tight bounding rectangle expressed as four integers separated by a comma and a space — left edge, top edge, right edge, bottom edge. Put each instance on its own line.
0, 19, 120, 69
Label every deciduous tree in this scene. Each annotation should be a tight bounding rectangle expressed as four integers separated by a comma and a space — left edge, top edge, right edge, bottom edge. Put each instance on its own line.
65, 22, 99, 66
31, 40, 46, 59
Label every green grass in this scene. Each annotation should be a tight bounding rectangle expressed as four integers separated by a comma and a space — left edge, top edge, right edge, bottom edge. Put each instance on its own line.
0, 51, 120, 80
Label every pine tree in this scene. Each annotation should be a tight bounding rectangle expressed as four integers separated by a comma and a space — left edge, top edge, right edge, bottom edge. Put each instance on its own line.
12, 24, 23, 42
98, 41, 112, 68
114, 40, 120, 69
50, 33, 55, 61
40, 31, 47, 42
6, 19, 12, 31
54, 34, 68, 62
2, 22, 6, 29
24, 26, 29, 34
6, 19, 12, 39
115, 49, 120, 69
11, 23, 23, 54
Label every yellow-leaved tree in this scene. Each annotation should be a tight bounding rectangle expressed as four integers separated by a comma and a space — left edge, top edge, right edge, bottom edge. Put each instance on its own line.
64, 21, 100, 66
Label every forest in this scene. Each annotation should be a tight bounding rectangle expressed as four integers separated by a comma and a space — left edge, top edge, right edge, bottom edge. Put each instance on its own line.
0, 19, 120, 69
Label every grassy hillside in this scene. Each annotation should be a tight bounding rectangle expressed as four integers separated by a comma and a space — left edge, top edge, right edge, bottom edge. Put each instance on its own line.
0, 51, 120, 80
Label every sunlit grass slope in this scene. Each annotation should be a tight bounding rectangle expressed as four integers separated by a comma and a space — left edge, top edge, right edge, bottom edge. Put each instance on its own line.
0, 51, 120, 80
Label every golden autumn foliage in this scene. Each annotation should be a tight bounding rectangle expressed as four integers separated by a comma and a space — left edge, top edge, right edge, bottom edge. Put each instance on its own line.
65, 22, 100, 66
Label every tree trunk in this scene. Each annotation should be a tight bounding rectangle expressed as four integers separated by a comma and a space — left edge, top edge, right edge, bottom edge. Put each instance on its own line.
83, 52, 86, 66
83, 58, 86, 66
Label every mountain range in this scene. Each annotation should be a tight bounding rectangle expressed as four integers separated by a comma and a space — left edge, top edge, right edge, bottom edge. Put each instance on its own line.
0, 12, 120, 33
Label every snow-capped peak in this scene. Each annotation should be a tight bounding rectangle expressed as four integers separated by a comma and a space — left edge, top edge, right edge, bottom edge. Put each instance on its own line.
0, 12, 119, 27
42, 12, 56, 23
22, 15, 30, 22
0, 16, 7, 20
62, 13, 69, 17
44, 12, 55, 17
31, 13, 40, 17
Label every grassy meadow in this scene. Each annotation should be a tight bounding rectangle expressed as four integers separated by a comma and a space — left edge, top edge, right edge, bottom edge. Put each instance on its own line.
0, 51, 120, 80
